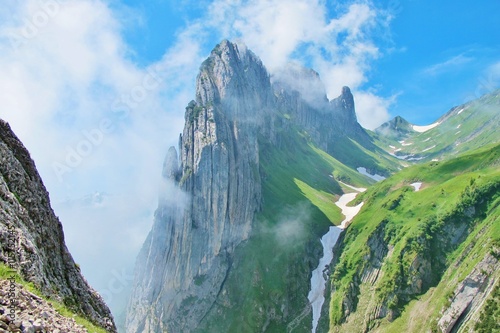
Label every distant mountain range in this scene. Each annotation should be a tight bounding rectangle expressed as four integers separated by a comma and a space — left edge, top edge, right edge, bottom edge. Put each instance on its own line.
373, 91, 500, 163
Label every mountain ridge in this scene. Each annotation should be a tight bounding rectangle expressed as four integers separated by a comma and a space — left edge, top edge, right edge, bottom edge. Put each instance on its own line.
373, 89, 500, 163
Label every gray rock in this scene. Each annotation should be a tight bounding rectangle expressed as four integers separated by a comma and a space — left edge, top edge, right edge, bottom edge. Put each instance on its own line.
127, 39, 265, 333
438, 253, 499, 333
0, 120, 115, 332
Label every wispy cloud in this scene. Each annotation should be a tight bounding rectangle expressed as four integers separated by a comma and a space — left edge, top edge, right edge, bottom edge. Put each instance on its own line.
423, 54, 474, 76
0, 0, 203, 316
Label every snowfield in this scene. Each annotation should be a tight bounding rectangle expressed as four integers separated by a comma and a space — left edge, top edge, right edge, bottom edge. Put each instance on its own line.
422, 145, 437, 152
412, 121, 441, 133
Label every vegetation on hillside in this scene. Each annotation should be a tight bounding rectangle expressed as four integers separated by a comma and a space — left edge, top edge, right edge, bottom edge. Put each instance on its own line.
371, 90, 500, 164
195, 112, 386, 332
327, 143, 500, 332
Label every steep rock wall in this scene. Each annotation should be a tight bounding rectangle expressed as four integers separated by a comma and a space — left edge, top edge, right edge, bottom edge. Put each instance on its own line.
0, 120, 116, 332
126, 40, 268, 333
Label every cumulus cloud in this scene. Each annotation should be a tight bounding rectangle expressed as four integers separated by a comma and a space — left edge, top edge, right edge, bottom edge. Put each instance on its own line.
202, 0, 393, 128
354, 91, 397, 129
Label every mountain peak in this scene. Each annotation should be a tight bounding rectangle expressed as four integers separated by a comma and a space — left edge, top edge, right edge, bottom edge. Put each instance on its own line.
196, 40, 270, 110
375, 115, 414, 140
329, 85, 357, 126
339, 86, 354, 109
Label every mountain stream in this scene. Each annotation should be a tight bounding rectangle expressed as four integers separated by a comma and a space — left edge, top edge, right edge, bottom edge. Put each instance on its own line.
307, 184, 366, 333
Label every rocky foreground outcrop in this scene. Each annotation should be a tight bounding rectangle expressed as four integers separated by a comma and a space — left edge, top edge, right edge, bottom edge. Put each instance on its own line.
0, 279, 91, 333
438, 251, 500, 333
0, 120, 115, 332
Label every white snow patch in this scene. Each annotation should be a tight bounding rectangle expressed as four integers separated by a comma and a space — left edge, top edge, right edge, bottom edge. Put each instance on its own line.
335, 193, 365, 229
432, 159, 439, 162
456, 124, 461, 129
455, 131, 461, 135
402, 142, 413, 146
412, 122, 441, 133
422, 145, 436, 152
389, 145, 396, 149
394, 148, 402, 152
422, 137, 431, 142
410, 182, 423, 191
407, 156, 425, 161
457, 108, 464, 115
308, 186, 365, 333
389, 153, 413, 160
308, 226, 342, 333
339, 181, 367, 193
357, 167, 386, 182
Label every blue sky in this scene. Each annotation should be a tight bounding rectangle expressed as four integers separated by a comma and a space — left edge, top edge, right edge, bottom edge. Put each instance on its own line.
113, 0, 500, 125
0, 0, 499, 323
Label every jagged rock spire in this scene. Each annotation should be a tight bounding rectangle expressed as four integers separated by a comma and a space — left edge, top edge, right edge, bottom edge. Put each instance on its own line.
162, 146, 180, 182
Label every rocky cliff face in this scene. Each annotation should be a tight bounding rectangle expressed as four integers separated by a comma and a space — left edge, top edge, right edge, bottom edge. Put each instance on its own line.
272, 66, 372, 156
126, 40, 268, 333
0, 120, 115, 332
126, 40, 386, 333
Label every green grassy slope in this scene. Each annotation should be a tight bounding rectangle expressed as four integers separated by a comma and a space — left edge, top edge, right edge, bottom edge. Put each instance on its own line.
0, 264, 108, 333
327, 143, 500, 332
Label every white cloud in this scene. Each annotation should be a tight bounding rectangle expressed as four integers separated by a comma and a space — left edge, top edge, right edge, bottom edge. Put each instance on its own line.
423, 54, 473, 76
354, 91, 395, 130
487, 61, 500, 87
203, 0, 393, 128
